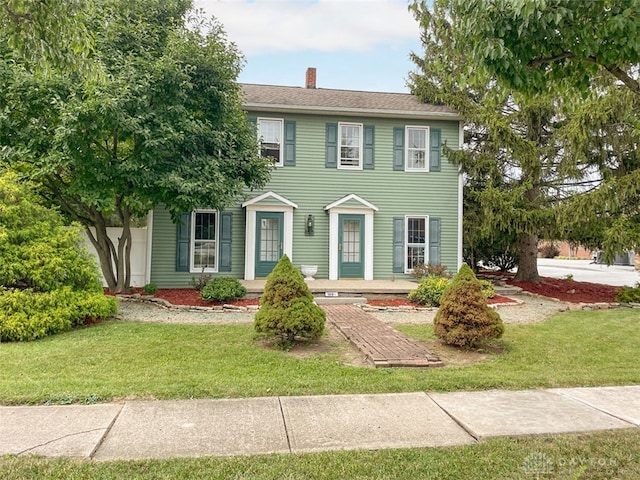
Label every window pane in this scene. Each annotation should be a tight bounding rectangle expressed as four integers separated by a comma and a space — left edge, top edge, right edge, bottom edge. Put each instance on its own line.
260, 218, 280, 262
339, 124, 361, 167
195, 212, 216, 241
194, 212, 216, 270
406, 216, 427, 271
259, 119, 282, 163
407, 246, 425, 269
406, 127, 428, 169
407, 217, 425, 244
342, 220, 361, 263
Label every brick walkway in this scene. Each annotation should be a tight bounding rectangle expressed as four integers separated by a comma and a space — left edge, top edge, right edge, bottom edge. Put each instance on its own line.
322, 305, 444, 368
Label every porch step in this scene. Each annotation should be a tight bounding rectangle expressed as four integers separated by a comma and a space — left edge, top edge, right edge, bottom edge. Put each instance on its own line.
494, 285, 523, 295
314, 296, 367, 305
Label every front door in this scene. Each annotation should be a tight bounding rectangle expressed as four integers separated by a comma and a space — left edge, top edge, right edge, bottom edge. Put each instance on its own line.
338, 214, 364, 278
255, 212, 284, 277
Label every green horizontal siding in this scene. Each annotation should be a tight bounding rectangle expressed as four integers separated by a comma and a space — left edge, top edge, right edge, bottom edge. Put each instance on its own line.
150, 112, 461, 286
150, 208, 246, 288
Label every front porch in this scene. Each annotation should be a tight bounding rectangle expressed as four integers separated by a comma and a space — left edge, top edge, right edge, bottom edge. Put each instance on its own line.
240, 278, 418, 298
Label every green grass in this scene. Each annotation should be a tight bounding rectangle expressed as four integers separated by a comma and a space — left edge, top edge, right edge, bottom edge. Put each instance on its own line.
1, 429, 639, 479
1, 309, 639, 405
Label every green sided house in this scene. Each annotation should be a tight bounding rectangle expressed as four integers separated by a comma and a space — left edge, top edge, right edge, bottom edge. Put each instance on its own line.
148, 69, 463, 286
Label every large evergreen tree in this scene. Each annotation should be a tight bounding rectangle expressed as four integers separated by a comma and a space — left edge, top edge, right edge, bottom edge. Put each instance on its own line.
0, 0, 271, 292
409, 0, 589, 282
437, 0, 640, 261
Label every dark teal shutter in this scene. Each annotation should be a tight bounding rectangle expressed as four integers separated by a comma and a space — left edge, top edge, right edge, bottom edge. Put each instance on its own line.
283, 120, 296, 166
392, 217, 405, 273
219, 212, 232, 272
363, 125, 375, 170
393, 127, 404, 171
430, 128, 441, 172
429, 217, 441, 265
176, 212, 191, 272
325, 123, 338, 168
247, 117, 257, 130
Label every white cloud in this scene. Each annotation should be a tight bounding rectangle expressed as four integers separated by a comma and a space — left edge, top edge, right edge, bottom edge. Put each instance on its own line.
194, 0, 419, 55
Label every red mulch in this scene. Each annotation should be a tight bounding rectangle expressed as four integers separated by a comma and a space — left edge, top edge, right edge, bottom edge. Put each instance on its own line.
479, 270, 622, 303
508, 277, 621, 303
107, 275, 621, 308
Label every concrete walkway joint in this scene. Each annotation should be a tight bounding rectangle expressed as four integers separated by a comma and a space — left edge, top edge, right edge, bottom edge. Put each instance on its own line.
1, 386, 638, 461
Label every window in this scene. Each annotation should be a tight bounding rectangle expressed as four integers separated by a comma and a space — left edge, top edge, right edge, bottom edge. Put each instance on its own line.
405, 216, 427, 272
338, 122, 363, 169
191, 210, 217, 272
258, 118, 284, 166
405, 126, 429, 171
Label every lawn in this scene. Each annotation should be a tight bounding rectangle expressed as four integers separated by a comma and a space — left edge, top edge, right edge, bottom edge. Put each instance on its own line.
1, 429, 639, 479
1, 308, 639, 405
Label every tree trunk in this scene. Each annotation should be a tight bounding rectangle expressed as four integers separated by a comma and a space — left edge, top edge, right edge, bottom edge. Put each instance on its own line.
83, 207, 133, 293
513, 233, 541, 282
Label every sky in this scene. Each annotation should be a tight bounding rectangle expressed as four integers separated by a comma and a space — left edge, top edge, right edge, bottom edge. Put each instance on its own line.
193, 0, 423, 93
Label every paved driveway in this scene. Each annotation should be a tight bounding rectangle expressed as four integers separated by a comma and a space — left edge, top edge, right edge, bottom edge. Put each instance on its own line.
537, 258, 639, 287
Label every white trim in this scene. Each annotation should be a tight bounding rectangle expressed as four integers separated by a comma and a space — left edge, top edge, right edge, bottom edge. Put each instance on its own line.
144, 210, 153, 285
257, 117, 284, 167
324, 193, 379, 212
243, 198, 296, 280
325, 205, 376, 281
457, 121, 464, 271
404, 215, 429, 274
404, 125, 430, 172
242, 191, 298, 209
337, 122, 363, 170
190, 209, 219, 273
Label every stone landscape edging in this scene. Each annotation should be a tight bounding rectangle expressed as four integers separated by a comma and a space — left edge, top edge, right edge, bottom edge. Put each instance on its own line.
117, 292, 640, 313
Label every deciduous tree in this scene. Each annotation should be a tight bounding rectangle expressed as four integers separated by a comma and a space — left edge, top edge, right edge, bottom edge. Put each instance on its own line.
0, 0, 271, 292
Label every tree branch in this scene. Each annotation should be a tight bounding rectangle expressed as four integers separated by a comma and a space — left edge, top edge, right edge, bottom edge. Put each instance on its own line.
527, 52, 575, 68
528, 52, 640, 96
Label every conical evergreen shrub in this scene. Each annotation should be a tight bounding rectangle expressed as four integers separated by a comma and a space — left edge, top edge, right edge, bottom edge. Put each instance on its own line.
433, 263, 504, 347
254, 254, 325, 344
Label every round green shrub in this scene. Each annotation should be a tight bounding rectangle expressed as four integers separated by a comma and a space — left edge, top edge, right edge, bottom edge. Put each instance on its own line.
200, 277, 247, 303
142, 283, 158, 295
433, 264, 504, 348
615, 282, 640, 303
408, 275, 451, 306
254, 254, 325, 343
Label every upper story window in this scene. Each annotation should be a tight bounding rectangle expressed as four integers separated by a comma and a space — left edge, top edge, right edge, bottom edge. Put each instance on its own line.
258, 118, 284, 166
191, 210, 218, 272
338, 122, 363, 169
405, 126, 429, 171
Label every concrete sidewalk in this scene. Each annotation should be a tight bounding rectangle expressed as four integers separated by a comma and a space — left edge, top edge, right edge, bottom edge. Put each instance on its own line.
1, 386, 638, 461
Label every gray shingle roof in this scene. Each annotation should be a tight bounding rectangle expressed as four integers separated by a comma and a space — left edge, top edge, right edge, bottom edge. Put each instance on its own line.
241, 83, 459, 120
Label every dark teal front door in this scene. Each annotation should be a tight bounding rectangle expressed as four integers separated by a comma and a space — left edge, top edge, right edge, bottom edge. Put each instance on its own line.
339, 214, 364, 278
255, 212, 284, 277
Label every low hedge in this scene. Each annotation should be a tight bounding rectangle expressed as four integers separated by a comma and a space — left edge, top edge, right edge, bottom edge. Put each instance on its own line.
0, 287, 118, 342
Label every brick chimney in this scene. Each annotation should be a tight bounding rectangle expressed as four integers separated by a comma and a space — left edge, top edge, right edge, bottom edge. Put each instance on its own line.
305, 67, 316, 89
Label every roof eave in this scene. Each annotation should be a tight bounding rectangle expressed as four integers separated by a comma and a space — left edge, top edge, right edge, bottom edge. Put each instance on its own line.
243, 102, 461, 121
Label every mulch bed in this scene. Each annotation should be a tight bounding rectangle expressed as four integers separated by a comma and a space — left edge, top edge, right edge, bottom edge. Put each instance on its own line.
109, 275, 622, 308
478, 270, 622, 303
508, 277, 621, 303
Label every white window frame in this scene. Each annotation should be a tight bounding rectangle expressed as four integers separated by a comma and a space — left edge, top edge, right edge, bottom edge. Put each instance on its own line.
190, 209, 219, 273
257, 117, 284, 167
405, 126, 430, 172
405, 215, 429, 273
338, 122, 363, 170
